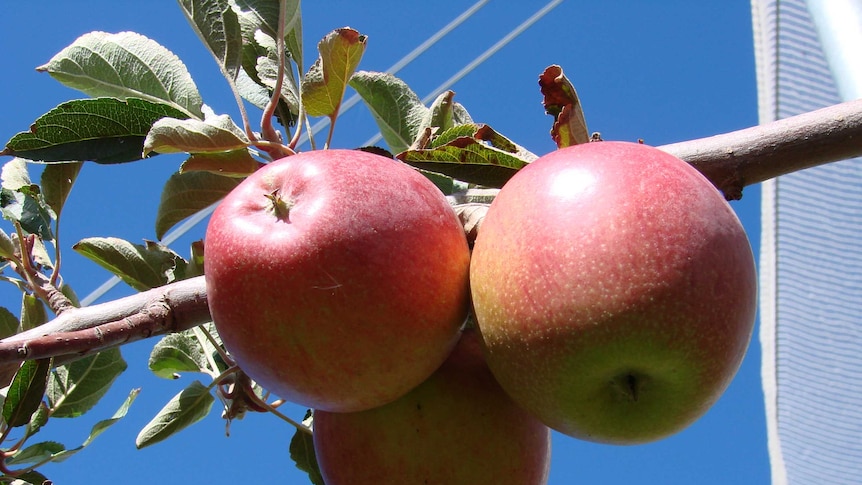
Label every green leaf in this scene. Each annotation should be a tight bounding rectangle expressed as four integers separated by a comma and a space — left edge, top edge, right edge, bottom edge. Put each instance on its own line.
37, 31, 204, 119
0, 188, 54, 240
10, 388, 138, 466
235, 68, 273, 110
422, 91, 458, 133
234, 0, 302, 67
255, 33, 300, 114
418, 169, 456, 196
538, 64, 589, 148
228, 5, 303, 126
20, 294, 48, 332
74, 387, 139, 449
143, 115, 251, 154
179, 0, 244, 81
0, 229, 15, 259
289, 410, 324, 485
59, 282, 81, 308
155, 170, 241, 240
179, 149, 261, 177
2, 359, 51, 428
397, 124, 536, 188
231, 1, 302, 121
1, 98, 191, 164
41, 161, 83, 219
349, 71, 429, 154
10, 469, 50, 485
0, 307, 19, 339
135, 380, 214, 449
26, 401, 50, 437
5, 440, 66, 466
148, 332, 211, 379
47, 348, 127, 418
51, 387, 139, 463
414, 91, 475, 140
72, 237, 188, 291
28, 236, 54, 270
301, 28, 367, 118
0, 159, 54, 239
283, 5, 303, 71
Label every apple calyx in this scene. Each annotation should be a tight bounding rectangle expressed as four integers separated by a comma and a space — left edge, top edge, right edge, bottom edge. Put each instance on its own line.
264, 189, 294, 222
611, 372, 643, 402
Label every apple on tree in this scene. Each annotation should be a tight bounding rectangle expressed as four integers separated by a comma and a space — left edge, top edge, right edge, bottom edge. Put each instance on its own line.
204, 149, 471, 412
312, 328, 552, 485
470, 141, 757, 444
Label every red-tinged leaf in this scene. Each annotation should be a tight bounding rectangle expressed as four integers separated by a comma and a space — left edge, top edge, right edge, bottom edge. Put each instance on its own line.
539, 65, 589, 148
412, 91, 474, 149
301, 28, 367, 118
397, 124, 535, 188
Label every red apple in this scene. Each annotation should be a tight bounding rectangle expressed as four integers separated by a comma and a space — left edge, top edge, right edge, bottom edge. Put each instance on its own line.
313, 329, 552, 484
205, 149, 470, 412
470, 141, 757, 444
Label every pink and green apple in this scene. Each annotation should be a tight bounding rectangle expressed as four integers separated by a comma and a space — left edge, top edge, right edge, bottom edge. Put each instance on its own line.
205, 149, 471, 412
313, 329, 552, 484
470, 141, 757, 444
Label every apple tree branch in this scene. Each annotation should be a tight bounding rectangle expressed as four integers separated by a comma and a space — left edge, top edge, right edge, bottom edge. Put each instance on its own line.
1, 99, 861, 364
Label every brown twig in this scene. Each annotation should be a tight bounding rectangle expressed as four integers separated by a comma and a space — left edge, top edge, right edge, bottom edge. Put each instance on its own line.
0, 277, 210, 362
0, 99, 861, 364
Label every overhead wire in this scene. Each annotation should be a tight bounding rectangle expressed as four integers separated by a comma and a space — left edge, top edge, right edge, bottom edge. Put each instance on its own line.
298, 0, 491, 147
361, 0, 563, 147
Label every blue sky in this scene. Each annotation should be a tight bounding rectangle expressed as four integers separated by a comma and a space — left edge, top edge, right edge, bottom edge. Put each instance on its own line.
0, 1, 766, 483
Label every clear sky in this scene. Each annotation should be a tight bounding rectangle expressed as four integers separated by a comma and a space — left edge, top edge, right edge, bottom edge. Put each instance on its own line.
0, 1, 767, 483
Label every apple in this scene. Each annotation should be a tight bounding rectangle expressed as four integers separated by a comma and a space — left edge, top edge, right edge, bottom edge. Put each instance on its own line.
469, 141, 757, 444
205, 149, 471, 412
312, 328, 552, 484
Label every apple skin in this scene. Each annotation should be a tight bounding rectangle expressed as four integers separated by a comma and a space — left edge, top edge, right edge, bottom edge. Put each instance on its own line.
312, 329, 552, 485
469, 141, 757, 444
204, 149, 470, 412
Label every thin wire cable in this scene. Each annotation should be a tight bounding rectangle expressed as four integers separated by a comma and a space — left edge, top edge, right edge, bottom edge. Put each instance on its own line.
298, 0, 490, 147
78, 1, 490, 307
361, 0, 563, 147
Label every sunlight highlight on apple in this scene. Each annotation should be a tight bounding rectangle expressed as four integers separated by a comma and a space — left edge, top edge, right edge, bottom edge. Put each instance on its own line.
549, 167, 597, 200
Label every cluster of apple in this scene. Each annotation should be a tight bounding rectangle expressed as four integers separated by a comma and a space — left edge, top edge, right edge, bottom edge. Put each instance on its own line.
204, 141, 757, 484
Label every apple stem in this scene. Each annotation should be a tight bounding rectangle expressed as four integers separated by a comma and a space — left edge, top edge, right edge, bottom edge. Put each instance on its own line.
264, 190, 294, 222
